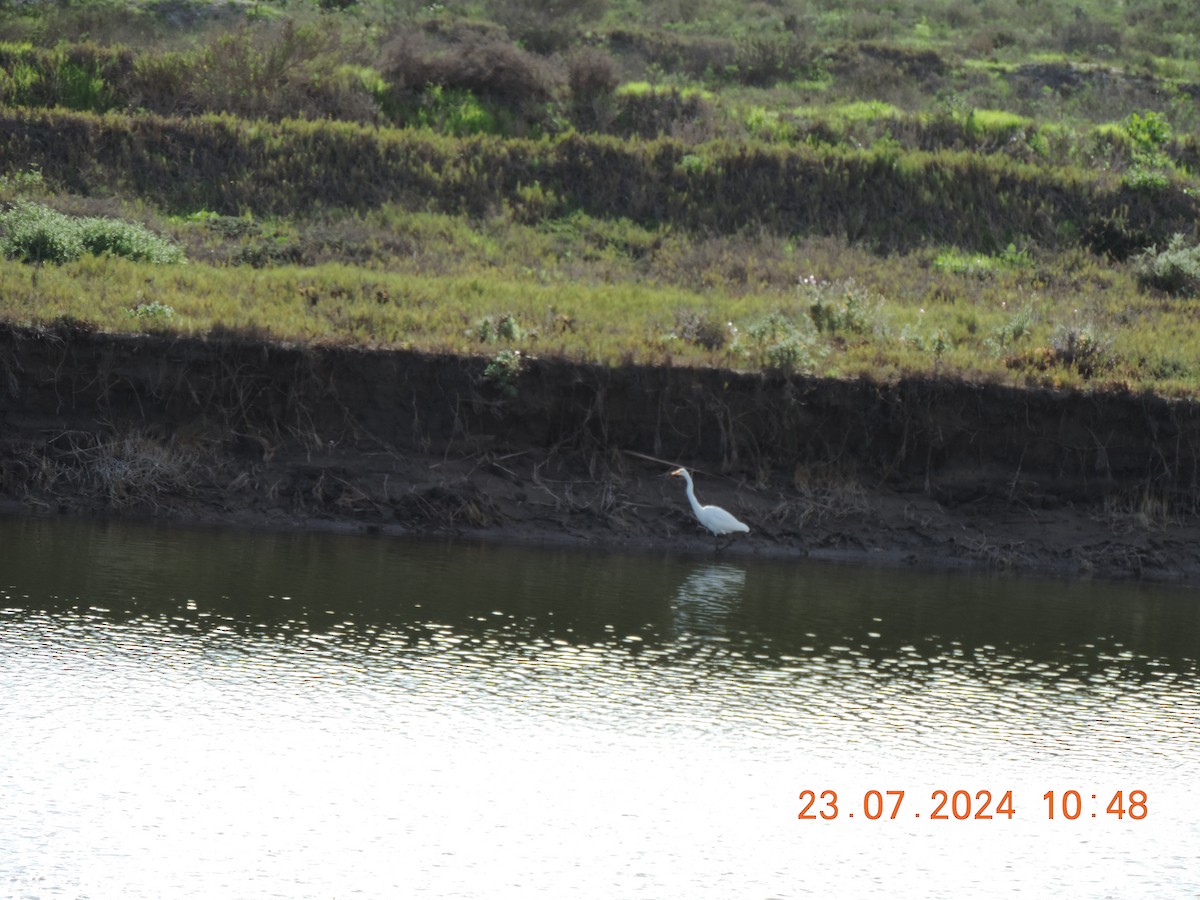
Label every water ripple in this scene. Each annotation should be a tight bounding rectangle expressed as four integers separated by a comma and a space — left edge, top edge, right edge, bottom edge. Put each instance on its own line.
2, 519, 1199, 898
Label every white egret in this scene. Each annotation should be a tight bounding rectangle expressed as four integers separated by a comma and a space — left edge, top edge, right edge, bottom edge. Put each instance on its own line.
670, 467, 750, 550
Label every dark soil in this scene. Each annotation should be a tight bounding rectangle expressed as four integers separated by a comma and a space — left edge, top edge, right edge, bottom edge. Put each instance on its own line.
4, 322, 1200, 584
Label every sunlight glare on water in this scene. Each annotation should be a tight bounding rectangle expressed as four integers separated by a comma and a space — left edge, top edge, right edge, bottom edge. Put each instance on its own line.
0, 517, 1197, 898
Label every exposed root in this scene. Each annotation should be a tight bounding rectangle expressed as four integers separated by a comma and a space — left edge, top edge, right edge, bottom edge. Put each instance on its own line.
1076, 542, 1167, 578
1092, 486, 1184, 535
37, 429, 206, 509
767, 465, 873, 529
951, 531, 1025, 568
395, 480, 502, 529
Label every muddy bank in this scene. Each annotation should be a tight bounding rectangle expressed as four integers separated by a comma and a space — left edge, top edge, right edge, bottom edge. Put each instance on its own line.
3, 322, 1200, 584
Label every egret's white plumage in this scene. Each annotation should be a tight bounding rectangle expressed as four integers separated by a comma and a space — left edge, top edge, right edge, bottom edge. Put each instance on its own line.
670, 467, 749, 550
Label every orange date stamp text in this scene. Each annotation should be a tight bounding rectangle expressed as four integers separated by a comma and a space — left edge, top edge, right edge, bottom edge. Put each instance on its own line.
797, 789, 1147, 821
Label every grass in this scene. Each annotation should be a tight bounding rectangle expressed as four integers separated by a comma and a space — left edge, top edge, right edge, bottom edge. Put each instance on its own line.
2, 0, 1200, 397
5, 225, 1200, 395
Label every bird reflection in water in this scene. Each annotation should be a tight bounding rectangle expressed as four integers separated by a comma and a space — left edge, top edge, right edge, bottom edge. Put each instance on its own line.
672, 562, 747, 637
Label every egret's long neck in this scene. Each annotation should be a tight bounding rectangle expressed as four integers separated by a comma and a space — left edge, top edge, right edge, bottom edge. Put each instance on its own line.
682, 472, 704, 518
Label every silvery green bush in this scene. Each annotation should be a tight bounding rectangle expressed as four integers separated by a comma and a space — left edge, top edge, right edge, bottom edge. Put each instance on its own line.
0, 202, 183, 265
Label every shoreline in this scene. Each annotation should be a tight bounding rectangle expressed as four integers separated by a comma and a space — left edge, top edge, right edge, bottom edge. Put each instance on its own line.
4, 323, 1200, 587
5, 448, 1200, 587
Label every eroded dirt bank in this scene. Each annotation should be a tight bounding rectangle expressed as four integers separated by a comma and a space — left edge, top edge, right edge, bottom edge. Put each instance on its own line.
4, 322, 1200, 584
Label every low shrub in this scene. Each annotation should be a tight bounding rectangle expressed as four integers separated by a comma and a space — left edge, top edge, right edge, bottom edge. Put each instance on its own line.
408, 86, 504, 136
0, 202, 183, 265
486, 0, 607, 54
567, 48, 620, 132
568, 48, 620, 101
899, 322, 953, 358
0, 53, 40, 107
671, 308, 729, 351
932, 243, 1030, 278
0, 41, 130, 112
1122, 165, 1170, 194
0, 201, 83, 264
1118, 111, 1173, 195
383, 28, 557, 133
125, 299, 176, 328
1123, 111, 1171, 155
1048, 322, 1112, 376
988, 303, 1035, 354
172, 21, 379, 123
474, 313, 523, 343
609, 84, 716, 139
804, 276, 884, 337
2, 108, 1196, 257
604, 28, 735, 81
1134, 234, 1200, 297
737, 311, 823, 374
0, 27, 378, 122
729, 33, 818, 87
0, 165, 45, 200
79, 217, 185, 263
483, 348, 524, 396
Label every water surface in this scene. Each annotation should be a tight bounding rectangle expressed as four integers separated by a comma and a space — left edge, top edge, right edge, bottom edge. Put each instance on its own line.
1, 517, 1197, 897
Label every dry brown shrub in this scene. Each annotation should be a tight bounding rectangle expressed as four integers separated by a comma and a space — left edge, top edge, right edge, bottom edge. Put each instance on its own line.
383, 27, 558, 118
569, 48, 620, 101
130, 21, 379, 122
610, 88, 716, 140
731, 33, 816, 87
487, 0, 608, 54
567, 48, 621, 131
1058, 16, 1122, 55
606, 28, 735, 80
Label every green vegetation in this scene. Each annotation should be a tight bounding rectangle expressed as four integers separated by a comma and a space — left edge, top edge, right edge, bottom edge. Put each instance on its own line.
0, 200, 184, 264
1135, 235, 1200, 298
2, 0, 1200, 395
483, 348, 526, 396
